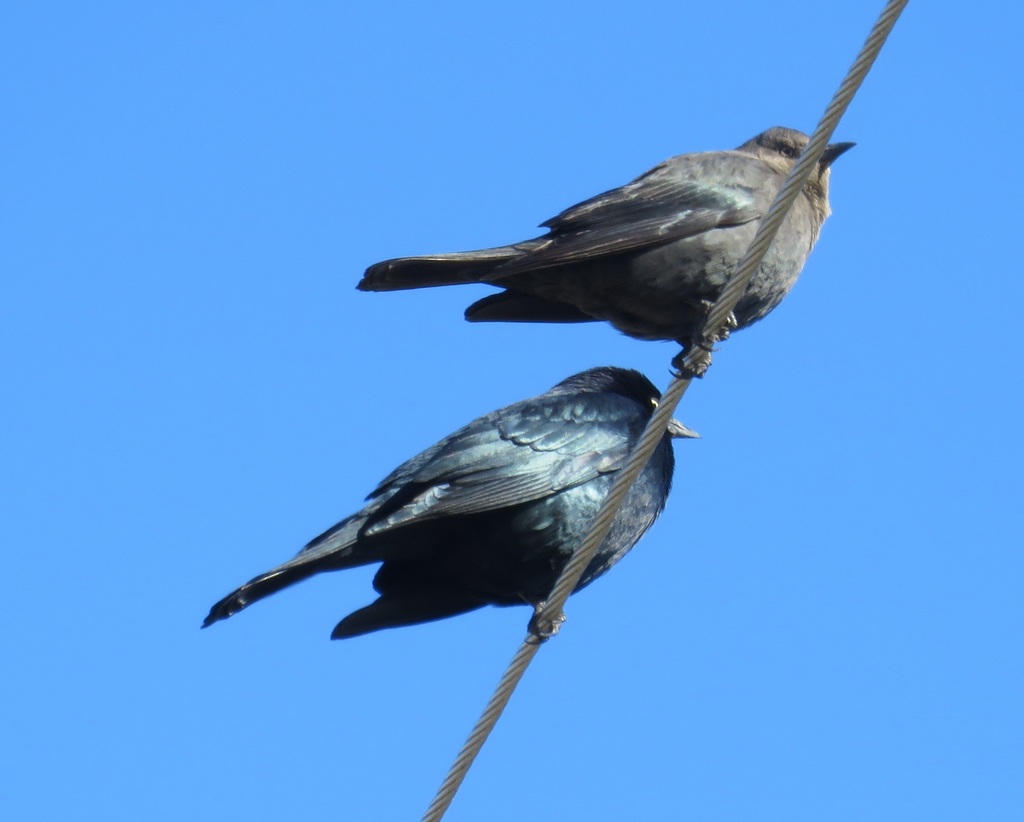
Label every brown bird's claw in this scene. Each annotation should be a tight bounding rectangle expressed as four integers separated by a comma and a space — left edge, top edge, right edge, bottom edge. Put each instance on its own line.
672, 350, 711, 379
672, 308, 737, 378
527, 602, 566, 643
672, 340, 715, 379
697, 304, 739, 342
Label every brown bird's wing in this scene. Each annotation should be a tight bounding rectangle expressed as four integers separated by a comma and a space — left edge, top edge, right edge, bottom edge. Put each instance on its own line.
487, 151, 764, 276
359, 150, 771, 292
359, 244, 534, 292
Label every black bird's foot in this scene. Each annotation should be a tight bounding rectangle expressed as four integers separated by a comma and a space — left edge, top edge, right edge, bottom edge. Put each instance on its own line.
527, 602, 566, 643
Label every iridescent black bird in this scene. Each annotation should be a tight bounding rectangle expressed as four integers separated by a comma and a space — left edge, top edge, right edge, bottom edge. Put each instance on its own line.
359, 127, 853, 357
203, 367, 696, 639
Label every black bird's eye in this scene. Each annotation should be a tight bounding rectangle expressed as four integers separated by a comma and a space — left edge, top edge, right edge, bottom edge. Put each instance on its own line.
780, 145, 798, 158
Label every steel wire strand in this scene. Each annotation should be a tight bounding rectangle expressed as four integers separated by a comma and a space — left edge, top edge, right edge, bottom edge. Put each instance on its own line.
422, 3, 909, 819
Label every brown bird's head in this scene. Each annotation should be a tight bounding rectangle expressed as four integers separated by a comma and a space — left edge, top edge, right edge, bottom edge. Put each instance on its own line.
737, 125, 855, 231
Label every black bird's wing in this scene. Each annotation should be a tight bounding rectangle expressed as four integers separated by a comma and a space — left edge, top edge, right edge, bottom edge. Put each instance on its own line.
488, 151, 764, 276
358, 392, 642, 538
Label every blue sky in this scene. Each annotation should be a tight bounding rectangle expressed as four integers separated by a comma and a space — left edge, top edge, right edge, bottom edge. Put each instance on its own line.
3, 2, 1022, 820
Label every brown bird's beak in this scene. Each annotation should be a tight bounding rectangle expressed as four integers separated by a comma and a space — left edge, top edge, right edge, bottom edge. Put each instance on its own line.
820, 141, 856, 168
667, 419, 700, 440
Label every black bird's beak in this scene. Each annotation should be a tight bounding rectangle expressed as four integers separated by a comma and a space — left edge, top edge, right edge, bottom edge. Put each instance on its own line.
820, 141, 856, 168
667, 419, 700, 440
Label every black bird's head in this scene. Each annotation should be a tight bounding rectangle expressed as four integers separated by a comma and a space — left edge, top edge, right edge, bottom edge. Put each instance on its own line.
550, 367, 699, 440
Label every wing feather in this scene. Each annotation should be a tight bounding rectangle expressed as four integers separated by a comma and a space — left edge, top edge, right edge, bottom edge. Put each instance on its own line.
360, 394, 641, 536
482, 153, 764, 277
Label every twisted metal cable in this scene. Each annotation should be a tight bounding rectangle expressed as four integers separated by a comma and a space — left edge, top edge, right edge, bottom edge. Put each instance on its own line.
422, 3, 909, 819
420, 642, 541, 822
700, 0, 910, 350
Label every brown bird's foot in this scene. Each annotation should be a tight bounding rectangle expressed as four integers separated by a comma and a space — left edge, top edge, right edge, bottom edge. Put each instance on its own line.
527, 602, 566, 643
673, 307, 738, 378
719, 309, 739, 338
672, 343, 713, 379
696, 303, 739, 343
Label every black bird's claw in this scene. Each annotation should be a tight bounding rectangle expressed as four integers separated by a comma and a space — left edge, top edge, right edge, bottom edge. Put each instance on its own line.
527, 603, 566, 643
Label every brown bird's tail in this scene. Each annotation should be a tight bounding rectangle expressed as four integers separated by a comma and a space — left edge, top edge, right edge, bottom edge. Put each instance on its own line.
357, 243, 537, 292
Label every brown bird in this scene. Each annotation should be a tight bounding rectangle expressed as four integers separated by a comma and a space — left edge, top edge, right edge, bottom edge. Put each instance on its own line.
359, 127, 853, 361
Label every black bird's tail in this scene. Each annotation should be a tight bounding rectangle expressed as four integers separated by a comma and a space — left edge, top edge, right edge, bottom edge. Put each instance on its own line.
331, 588, 487, 640
202, 516, 367, 629
202, 562, 322, 628
357, 243, 536, 292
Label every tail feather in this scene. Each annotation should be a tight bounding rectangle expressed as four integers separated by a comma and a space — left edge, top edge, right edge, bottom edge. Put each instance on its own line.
331, 588, 486, 639
202, 517, 367, 629
202, 562, 322, 628
357, 243, 536, 292
466, 291, 596, 324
